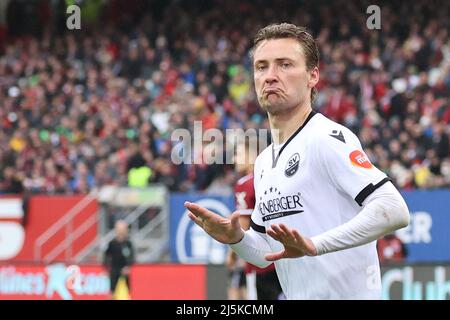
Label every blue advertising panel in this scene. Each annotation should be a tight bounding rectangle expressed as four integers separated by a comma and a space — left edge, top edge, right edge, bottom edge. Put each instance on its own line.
169, 190, 450, 264
397, 190, 450, 263
170, 193, 234, 264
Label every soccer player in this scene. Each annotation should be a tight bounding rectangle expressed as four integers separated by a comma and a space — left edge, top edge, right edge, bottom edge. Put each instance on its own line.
185, 23, 410, 299
226, 139, 283, 300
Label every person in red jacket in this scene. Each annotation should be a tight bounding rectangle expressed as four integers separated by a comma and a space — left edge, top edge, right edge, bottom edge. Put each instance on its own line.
226, 138, 283, 300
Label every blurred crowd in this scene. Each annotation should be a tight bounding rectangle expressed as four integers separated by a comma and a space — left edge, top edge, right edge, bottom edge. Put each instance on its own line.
0, 0, 449, 195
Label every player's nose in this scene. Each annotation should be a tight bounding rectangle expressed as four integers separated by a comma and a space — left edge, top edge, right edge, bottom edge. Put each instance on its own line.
264, 66, 279, 84
264, 76, 278, 85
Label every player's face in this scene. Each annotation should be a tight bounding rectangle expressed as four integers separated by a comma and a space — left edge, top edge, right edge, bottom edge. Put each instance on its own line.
253, 38, 318, 115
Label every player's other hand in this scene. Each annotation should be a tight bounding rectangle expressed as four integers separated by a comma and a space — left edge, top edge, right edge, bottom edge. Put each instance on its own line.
184, 201, 245, 244
265, 223, 317, 261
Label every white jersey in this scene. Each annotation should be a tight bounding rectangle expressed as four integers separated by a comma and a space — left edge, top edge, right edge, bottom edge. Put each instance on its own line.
251, 111, 388, 299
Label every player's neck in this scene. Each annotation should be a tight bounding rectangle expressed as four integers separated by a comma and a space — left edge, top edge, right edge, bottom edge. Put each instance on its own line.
269, 104, 312, 145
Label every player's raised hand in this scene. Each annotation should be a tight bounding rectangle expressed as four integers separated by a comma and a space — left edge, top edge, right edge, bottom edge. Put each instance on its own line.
265, 223, 317, 261
184, 201, 245, 244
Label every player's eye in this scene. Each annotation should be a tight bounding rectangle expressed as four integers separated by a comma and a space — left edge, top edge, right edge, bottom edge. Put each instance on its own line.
255, 64, 267, 72
281, 62, 292, 69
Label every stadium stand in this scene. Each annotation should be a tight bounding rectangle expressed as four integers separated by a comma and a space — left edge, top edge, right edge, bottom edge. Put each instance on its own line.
0, 0, 449, 194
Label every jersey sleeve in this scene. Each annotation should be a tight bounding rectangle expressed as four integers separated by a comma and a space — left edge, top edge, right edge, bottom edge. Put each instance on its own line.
315, 127, 389, 206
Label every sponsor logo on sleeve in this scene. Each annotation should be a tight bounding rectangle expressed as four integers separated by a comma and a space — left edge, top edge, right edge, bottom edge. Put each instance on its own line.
349, 150, 373, 169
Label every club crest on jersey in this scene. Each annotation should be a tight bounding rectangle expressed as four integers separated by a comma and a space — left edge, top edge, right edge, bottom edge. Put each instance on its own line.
285, 153, 300, 177
349, 150, 373, 169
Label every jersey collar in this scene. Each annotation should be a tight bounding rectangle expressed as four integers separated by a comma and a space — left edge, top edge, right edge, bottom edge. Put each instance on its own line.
271, 110, 317, 168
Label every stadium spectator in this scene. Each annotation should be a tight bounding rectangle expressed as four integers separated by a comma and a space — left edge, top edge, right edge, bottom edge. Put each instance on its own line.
0, 0, 449, 196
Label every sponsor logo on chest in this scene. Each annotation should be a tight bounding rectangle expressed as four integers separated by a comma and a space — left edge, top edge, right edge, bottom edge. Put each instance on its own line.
257, 187, 304, 222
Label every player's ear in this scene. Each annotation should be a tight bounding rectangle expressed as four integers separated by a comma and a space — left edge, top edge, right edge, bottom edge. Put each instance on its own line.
307, 66, 319, 88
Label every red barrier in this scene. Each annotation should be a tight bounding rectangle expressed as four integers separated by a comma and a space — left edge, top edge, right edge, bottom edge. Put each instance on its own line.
130, 264, 206, 300
0, 195, 98, 263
